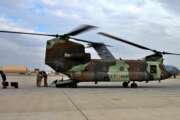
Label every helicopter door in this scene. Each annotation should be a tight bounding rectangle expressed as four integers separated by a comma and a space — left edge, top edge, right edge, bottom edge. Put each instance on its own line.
147, 62, 161, 80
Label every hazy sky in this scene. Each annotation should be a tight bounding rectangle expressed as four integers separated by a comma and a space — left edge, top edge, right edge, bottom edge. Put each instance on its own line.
0, 0, 180, 70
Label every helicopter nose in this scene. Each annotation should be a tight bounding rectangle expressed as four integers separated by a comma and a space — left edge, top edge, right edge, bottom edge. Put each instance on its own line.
165, 65, 179, 76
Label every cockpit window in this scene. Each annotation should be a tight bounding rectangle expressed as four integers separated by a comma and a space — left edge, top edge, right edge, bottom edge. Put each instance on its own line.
150, 65, 157, 74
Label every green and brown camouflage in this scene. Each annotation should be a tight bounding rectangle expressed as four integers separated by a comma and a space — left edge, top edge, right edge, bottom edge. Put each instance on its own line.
45, 38, 172, 84
45, 38, 90, 72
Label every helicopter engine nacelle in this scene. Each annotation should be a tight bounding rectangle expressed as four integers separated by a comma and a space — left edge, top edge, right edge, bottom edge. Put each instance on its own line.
45, 38, 91, 72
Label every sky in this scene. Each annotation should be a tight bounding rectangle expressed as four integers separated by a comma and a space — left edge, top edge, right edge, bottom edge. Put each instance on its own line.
0, 0, 180, 71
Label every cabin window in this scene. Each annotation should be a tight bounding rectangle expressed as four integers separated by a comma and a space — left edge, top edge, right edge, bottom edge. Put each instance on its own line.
84, 67, 88, 71
120, 66, 124, 71
150, 65, 157, 74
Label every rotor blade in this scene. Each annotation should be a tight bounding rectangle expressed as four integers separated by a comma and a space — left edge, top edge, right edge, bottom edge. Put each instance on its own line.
65, 25, 97, 36
0, 25, 97, 37
161, 51, 180, 55
98, 32, 180, 56
98, 32, 156, 52
0, 30, 58, 37
70, 37, 112, 47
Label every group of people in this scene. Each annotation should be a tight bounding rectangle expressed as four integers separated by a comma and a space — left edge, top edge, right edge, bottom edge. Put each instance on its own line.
1, 70, 48, 88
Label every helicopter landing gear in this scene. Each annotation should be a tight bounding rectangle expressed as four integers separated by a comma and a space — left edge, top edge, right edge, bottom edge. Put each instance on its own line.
122, 82, 129, 88
130, 82, 138, 88
70, 80, 78, 88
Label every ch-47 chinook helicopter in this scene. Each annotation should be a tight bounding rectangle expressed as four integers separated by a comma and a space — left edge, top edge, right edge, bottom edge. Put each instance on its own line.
0, 24, 179, 88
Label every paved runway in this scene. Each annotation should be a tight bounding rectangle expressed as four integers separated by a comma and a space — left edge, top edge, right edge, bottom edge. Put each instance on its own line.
0, 75, 180, 120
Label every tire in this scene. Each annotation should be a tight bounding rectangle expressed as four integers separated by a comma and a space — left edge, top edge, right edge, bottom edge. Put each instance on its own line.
131, 83, 138, 88
70, 81, 77, 88
122, 82, 128, 88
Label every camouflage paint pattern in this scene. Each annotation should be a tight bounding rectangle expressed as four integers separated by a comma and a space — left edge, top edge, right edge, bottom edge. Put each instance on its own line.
45, 38, 173, 83
45, 38, 90, 72
108, 60, 129, 81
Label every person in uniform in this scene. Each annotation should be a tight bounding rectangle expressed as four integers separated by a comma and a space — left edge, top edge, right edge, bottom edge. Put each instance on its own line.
36, 71, 43, 87
0, 71, 7, 89
36, 71, 48, 87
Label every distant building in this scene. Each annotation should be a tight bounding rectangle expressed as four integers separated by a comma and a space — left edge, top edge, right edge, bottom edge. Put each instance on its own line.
0, 65, 29, 74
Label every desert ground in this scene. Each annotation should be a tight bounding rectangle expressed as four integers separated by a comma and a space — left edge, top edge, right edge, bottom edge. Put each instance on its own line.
0, 75, 180, 120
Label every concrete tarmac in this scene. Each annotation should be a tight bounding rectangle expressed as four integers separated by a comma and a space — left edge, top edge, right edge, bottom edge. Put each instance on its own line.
0, 75, 180, 120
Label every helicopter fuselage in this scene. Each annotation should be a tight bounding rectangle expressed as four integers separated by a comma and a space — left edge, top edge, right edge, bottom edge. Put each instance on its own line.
45, 38, 172, 84
66, 59, 171, 83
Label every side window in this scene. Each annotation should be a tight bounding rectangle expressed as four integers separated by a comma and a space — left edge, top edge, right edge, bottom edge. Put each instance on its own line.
84, 67, 88, 71
150, 65, 157, 74
119, 66, 124, 71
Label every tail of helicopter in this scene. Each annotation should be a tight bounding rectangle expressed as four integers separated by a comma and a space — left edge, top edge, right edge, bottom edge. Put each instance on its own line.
45, 38, 91, 73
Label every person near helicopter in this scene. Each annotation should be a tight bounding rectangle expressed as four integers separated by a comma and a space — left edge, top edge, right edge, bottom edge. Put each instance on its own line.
0, 70, 7, 89
36, 71, 48, 87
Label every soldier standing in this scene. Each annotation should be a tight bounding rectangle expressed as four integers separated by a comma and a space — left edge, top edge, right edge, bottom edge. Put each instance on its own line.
42, 71, 48, 87
0, 71, 7, 89
36, 71, 43, 87
36, 71, 48, 87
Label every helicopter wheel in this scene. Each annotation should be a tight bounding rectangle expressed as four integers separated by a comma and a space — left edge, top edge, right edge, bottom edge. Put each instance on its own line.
70, 80, 78, 88
122, 82, 129, 88
130, 82, 138, 88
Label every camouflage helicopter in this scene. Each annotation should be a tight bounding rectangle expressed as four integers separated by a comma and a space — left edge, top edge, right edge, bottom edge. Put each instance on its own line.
0, 25, 179, 88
